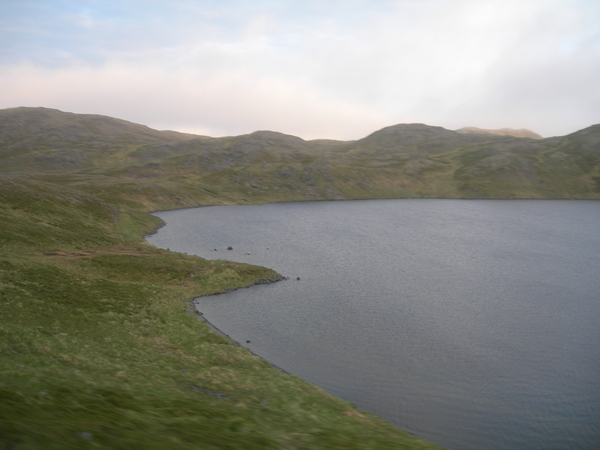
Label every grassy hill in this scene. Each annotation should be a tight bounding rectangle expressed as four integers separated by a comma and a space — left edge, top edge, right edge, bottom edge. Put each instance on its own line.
2, 107, 598, 208
0, 108, 453, 449
1, 106, 598, 449
455, 126, 543, 139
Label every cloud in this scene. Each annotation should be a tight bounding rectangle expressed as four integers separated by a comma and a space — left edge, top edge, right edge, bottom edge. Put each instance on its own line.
293, 0, 600, 135
0, 61, 390, 139
0, 0, 598, 138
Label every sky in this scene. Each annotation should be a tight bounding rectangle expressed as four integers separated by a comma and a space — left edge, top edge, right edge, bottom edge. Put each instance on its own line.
1, 0, 599, 140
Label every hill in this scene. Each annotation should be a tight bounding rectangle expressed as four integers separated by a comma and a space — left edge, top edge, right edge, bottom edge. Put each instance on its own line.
0, 108, 451, 449
1, 107, 598, 448
3, 107, 598, 208
0, 107, 198, 171
456, 126, 543, 139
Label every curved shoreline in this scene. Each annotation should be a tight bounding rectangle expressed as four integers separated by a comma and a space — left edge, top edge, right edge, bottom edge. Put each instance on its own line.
188, 271, 292, 375
189, 299, 292, 375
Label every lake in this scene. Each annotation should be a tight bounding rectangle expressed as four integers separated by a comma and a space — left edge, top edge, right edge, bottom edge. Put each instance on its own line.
146, 199, 600, 450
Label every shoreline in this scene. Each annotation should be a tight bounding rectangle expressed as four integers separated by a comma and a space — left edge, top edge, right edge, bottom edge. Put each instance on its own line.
188, 299, 292, 375
187, 272, 292, 375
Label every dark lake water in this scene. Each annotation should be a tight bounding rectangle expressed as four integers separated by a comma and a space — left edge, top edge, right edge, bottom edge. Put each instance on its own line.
147, 199, 600, 450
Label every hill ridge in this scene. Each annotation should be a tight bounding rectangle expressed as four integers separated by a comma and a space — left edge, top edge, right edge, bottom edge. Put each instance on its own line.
1, 106, 599, 201
456, 126, 543, 139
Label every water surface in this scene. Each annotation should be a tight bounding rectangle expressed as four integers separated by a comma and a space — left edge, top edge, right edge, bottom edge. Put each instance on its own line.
147, 199, 600, 450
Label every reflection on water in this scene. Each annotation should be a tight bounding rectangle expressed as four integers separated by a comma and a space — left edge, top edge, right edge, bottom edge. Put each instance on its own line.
147, 199, 600, 450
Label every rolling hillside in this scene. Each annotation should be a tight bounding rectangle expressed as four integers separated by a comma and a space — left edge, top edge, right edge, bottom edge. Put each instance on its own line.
0, 107, 453, 449
1, 107, 598, 449
2, 107, 598, 209
456, 127, 543, 139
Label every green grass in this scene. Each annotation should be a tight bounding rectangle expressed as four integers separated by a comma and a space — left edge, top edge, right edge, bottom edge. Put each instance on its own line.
5, 110, 599, 448
0, 173, 446, 449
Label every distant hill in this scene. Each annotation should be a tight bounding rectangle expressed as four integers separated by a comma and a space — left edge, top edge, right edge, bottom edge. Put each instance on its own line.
456, 126, 543, 139
0, 106, 197, 147
1, 107, 599, 207
0, 107, 198, 170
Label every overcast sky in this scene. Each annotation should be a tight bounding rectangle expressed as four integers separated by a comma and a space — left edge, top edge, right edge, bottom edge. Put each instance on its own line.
1, 0, 599, 139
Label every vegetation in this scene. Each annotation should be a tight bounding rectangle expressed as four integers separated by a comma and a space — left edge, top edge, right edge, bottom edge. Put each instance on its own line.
1, 106, 598, 448
0, 111, 451, 449
1, 108, 599, 207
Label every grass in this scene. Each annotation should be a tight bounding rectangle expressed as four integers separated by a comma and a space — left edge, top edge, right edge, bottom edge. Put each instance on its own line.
0, 173, 447, 449
4, 110, 599, 448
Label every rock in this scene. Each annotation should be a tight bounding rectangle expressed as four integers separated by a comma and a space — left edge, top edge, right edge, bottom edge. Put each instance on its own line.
77, 432, 93, 441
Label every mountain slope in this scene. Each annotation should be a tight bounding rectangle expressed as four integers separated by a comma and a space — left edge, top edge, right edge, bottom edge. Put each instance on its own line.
0, 107, 197, 170
1, 107, 599, 204
456, 126, 543, 139
1, 106, 597, 449
1, 172, 448, 450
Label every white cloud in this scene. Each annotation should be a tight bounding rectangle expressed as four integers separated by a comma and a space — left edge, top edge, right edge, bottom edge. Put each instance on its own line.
0, 62, 390, 139
291, 0, 600, 135
1, 0, 598, 138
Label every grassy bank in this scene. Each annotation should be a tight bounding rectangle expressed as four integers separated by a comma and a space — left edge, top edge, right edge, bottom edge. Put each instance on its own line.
0, 173, 446, 450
